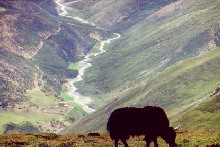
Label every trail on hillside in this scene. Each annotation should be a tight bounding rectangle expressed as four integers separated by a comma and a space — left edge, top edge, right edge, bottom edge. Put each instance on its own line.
56, 0, 121, 113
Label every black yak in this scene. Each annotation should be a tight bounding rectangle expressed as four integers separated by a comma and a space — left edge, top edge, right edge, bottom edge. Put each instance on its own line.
107, 106, 177, 147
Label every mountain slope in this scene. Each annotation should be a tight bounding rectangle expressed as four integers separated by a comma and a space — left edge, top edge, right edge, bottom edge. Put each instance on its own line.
66, 0, 175, 31
76, 0, 220, 109
62, 46, 220, 133
62, 0, 220, 133
0, 0, 109, 133
172, 93, 220, 132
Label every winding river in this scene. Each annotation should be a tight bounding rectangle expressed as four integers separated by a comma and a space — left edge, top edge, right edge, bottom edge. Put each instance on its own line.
56, 0, 121, 113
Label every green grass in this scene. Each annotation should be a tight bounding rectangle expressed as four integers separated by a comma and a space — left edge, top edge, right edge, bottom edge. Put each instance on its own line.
0, 84, 86, 133
137, 47, 220, 108
173, 93, 220, 131
28, 88, 59, 107
75, 0, 220, 110
0, 7, 6, 12
0, 88, 62, 133
56, 0, 220, 133
66, 46, 220, 132
68, 62, 78, 70
0, 109, 60, 133
60, 87, 86, 121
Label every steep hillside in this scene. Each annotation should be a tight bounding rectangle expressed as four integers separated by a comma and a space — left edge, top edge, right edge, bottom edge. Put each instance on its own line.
75, 0, 220, 109
62, 46, 220, 133
60, 0, 220, 133
172, 93, 220, 132
0, 0, 109, 133
64, 0, 175, 31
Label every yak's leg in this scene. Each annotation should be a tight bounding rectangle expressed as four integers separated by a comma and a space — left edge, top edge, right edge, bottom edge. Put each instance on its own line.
146, 142, 151, 147
144, 136, 151, 147
152, 136, 158, 147
114, 138, 119, 147
121, 138, 129, 147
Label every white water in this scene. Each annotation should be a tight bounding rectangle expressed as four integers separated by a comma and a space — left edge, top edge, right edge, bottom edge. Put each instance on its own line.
56, 0, 121, 113
56, 0, 95, 26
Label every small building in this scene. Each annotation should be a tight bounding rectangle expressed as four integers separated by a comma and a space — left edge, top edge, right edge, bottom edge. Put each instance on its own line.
58, 102, 67, 107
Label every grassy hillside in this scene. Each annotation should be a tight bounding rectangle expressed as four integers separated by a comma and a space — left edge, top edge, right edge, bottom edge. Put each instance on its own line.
0, 131, 219, 146
66, 0, 175, 31
61, 0, 220, 133
62, 46, 220, 133
75, 0, 220, 109
0, 86, 86, 133
172, 93, 220, 132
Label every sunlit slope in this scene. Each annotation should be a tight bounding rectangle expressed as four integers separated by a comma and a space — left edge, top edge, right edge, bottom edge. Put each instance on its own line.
67, 0, 175, 30
172, 93, 220, 132
76, 0, 220, 109
134, 47, 220, 110
62, 47, 220, 133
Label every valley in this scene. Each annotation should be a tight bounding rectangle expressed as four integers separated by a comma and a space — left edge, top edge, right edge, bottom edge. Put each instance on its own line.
62, 0, 220, 133
0, 0, 113, 133
0, 0, 220, 143
56, 0, 121, 114
66, 33, 121, 113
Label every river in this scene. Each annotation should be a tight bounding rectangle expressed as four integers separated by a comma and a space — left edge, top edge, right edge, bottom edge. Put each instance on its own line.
56, 0, 121, 113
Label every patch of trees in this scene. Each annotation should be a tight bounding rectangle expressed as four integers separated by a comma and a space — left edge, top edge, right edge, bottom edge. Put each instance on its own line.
3, 121, 39, 134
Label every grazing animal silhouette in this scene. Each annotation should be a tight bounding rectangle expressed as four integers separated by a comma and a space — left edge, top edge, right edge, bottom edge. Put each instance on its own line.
107, 106, 177, 147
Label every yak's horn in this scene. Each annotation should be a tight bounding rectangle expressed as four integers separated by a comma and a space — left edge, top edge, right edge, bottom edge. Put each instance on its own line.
174, 125, 181, 131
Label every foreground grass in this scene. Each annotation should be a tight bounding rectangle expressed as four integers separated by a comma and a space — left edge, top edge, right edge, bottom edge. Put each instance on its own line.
0, 131, 219, 146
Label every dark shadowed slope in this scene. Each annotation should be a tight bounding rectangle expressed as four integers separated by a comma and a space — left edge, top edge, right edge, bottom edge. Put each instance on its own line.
0, 0, 109, 133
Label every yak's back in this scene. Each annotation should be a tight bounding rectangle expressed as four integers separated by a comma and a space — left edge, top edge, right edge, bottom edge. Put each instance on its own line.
107, 106, 169, 134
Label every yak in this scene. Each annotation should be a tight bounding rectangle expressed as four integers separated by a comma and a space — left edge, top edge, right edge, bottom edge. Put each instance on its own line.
107, 106, 177, 147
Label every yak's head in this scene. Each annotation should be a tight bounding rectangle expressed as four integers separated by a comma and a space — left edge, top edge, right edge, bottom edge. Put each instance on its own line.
161, 127, 177, 147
